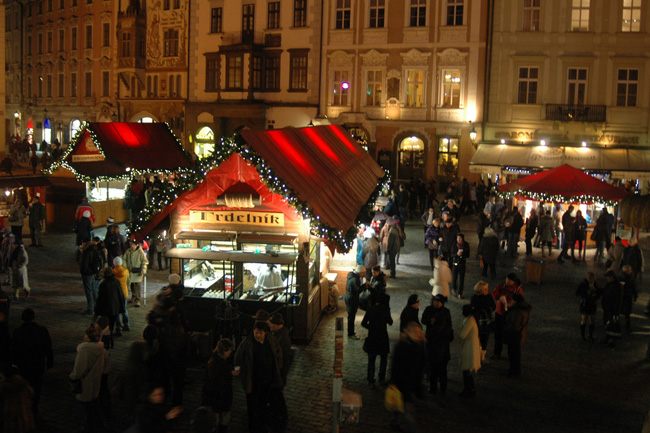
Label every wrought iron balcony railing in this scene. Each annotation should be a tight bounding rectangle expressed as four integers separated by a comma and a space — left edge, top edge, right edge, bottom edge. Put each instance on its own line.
545, 104, 606, 122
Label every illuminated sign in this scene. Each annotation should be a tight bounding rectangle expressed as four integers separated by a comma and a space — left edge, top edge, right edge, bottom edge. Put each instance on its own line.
190, 211, 285, 227
71, 134, 105, 162
71, 154, 106, 162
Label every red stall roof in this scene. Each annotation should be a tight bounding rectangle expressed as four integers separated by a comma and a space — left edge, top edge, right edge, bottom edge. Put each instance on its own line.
240, 125, 386, 232
63, 122, 192, 178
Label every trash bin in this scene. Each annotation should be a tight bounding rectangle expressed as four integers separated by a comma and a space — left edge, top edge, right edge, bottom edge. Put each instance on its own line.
526, 259, 546, 284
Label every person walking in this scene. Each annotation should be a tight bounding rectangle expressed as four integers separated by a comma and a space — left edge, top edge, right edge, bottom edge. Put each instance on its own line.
505, 207, 524, 258
389, 322, 426, 432
112, 257, 131, 333
345, 264, 367, 339
384, 220, 401, 278
504, 294, 532, 377
269, 313, 293, 387
470, 281, 496, 360
11, 308, 53, 416
70, 323, 106, 433
421, 294, 453, 398
424, 218, 442, 270
558, 205, 576, 263
450, 233, 470, 299
123, 239, 149, 307
491, 273, 523, 359
477, 227, 499, 279
94, 267, 126, 337
27, 195, 45, 247
553, 204, 564, 250
573, 210, 588, 261
538, 210, 555, 257
361, 229, 379, 281
575, 271, 600, 341
399, 294, 421, 332
76, 210, 93, 247
201, 338, 236, 433
430, 256, 451, 301
524, 209, 538, 256
361, 293, 393, 387
459, 304, 481, 397
79, 240, 103, 314
10, 239, 29, 301
8, 199, 27, 242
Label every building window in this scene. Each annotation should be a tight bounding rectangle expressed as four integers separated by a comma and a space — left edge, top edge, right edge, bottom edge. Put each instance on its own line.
442, 69, 461, 108
163, 29, 179, 57
130, 76, 137, 97
85, 25, 92, 49
121, 33, 131, 57
38, 33, 43, 54
289, 50, 308, 91
405, 69, 424, 107
103, 23, 110, 47
571, 0, 590, 31
163, 0, 170, 10
153, 76, 158, 97
47, 31, 53, 53
60, 0, 65, 9
38, 77, 43, 97
147, 76, 152, 96
268, 2, 280, 29
242, 4, 255, 42
58, 73, 64, 97
410, 0, 427, 27
265, 53, 281, 91
47, 0, 53, 11
517, 67, 538, 104
84, 72, 92, 97
566, 67, 587, 105
102, 71, 109, 97
332, 70, 350, 105
28, 77, 32, 98
523, 0, 540, 31
335, 0, 351, 29
176, 75, 181, 97
252, 56, 263, 90
294, 0, 307, 27
369, 0, 385, 28
226, 55, 243, 89
211, 8, 223, 33
27, 35, 32, 55
71, 72, 77, 97
437, 137, 459, 178
622, 0, 641, 32
173, 0, 179, 9
58, 29, 65, 52
446, 0, 463, 26
169, 74, 175, 96
72, 28, 77, 50
71, 0, 77, 6
205, 55, 219, 92
46, 74, 52, 97
616, 68, 638, 107
366, 69, 382, 106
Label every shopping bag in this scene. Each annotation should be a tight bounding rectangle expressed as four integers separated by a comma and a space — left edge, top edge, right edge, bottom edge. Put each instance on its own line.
384, 385, 404, 413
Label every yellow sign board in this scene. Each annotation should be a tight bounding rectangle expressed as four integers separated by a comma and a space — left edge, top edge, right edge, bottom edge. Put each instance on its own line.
189, 210, 284, 227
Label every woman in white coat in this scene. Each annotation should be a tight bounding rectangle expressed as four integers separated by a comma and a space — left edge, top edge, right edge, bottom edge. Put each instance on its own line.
429, 256, 451, 300
459, 304, 481, 397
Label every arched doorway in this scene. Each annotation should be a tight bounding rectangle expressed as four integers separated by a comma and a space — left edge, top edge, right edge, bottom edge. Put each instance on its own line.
397, 135, 425, 180
194, 126, 215, 158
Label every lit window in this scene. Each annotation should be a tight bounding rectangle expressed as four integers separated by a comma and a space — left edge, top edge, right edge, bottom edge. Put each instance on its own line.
442, 69, 461, 108
571, 0, 590, 31
523, 0, 540, 31
405, 69, 424, 107
622, 0, 641, 32
332, 70, 349, 106
366, 70, 382, 106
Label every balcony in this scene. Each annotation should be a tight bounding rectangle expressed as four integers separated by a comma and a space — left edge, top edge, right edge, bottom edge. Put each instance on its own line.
545, 104, 606, 123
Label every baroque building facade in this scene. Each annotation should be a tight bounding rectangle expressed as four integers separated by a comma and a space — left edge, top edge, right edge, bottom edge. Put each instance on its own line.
478, 0, 650, 186
319, 0, 489, 182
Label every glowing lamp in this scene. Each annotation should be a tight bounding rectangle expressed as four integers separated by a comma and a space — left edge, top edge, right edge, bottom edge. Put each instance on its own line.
581, 141, 587, 147
540, 139, 546, 146
500, 138, 506, 144
469, 127, 477, 143
341, 82, 349, 90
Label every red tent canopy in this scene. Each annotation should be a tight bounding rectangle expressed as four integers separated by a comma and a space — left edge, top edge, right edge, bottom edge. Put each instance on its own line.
497, 164, 630, 203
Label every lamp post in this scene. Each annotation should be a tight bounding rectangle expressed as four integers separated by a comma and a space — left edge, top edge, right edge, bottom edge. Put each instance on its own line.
469, 121, 477, 147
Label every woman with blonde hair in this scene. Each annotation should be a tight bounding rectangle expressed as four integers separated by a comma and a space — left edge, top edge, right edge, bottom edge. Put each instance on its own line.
470, 281, 496, 360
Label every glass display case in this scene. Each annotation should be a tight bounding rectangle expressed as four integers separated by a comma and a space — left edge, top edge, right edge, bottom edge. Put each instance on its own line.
86, 180, 128, 202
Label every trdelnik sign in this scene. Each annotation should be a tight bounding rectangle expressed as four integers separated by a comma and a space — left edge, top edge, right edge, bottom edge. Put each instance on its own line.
530, 147, 597, 164
189, 210, 285, 227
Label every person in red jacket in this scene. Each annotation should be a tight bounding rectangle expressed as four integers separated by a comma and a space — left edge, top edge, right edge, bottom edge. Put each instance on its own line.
75, 197, 96, 223
490, 272, 523, 359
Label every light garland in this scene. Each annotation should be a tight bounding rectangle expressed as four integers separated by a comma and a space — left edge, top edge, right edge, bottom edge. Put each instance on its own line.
496, 189, 620, 207
125, 133, 389, 253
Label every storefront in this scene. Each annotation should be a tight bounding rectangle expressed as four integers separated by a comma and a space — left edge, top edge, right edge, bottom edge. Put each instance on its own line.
47, 122, 194, 225
129, 125, 386, 343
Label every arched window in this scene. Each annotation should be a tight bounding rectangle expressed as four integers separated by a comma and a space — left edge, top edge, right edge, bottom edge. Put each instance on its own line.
137, 117, 154, 123
195, 126, 215, 158
70, 119, 82, 138
397, 135, 425, 180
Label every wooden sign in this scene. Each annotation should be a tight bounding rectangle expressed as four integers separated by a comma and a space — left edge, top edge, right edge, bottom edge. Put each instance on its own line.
189, 210, 285, 227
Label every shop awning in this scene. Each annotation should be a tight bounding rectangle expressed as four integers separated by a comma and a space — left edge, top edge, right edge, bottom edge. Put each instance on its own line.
470, 144, 650, 176
239, 125, 385, 233
62, 122, 192, 179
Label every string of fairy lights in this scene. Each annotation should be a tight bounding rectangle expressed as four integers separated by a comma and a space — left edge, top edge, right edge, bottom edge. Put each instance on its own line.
48, 123, 389, 253
496, 189, 621, 207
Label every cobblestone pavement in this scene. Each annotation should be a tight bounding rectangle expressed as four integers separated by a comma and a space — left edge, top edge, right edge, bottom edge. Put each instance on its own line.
5, 216, 650, 433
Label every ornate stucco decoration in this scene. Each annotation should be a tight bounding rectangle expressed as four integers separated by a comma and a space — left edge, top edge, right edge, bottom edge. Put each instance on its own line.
400, 49, 430, 67
360, 49, 388, 67
437, 48, 468, 66
328, 50, 355, 68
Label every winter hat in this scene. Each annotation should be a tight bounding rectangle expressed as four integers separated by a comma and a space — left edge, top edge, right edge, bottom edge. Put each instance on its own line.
355, 264, 366, 275
270, 313, 284, 325
106, 217, 114, 224
83, 210, 91, 218
168, 273, 181, 285
113, 257, 122, 266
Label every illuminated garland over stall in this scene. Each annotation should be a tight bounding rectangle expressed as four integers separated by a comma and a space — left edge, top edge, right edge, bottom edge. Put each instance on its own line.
496, 189, 621, 207
127, 134, 390, 253
44, 122, 195, 182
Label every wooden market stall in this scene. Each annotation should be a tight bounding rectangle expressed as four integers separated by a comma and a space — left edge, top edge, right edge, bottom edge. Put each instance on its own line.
129, 125, 386, 343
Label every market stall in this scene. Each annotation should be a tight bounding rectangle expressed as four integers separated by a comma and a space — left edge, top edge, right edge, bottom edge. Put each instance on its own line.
47, 122, 193, 225
129, 125, 386, 342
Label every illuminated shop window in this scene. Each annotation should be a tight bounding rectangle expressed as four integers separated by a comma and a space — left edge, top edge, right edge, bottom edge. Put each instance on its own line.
195, 126, 215, 158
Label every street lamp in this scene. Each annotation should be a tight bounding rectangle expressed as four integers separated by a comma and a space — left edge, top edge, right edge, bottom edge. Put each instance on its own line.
469, 123, 477, 143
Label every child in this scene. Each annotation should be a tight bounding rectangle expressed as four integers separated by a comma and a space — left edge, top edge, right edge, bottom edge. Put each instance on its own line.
201, 338, 237, 433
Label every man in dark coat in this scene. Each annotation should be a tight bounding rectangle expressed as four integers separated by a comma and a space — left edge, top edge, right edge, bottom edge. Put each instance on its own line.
450, 233, 470, 299
478, 227, 499, 279
558, 205, 576, 263
269, 313, 293, 387
94, 267, 126, 336
505, 207, 524, 257
421, 294, 453, 396
80, 240, 103, 314
12, 308, 54, 415
389, 322, 426, 432
504, 294, 532, 377
476, 209, 491, 245
621, 239, 644, 281
345, 265, 367, 339
439, 218, 460, 262
361, 293, 393, 387
28, 194, 45, 247
601, 270, 623, 347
